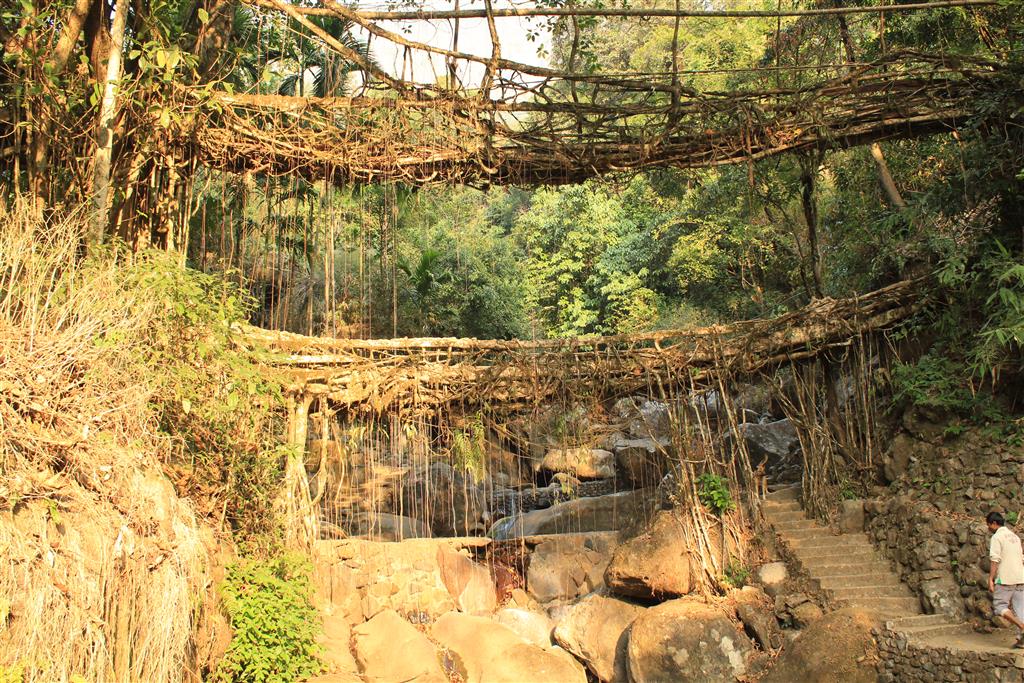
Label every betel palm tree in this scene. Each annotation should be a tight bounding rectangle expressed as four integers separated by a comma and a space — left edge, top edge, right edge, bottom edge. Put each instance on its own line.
278, 15, 377, 97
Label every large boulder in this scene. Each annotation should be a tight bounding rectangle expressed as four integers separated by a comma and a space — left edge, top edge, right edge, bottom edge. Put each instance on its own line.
401, 461, 491, 537
689, 389, 725, 422
627, 400, 672, 440
344, 512, 431, 541
780, 593, 825, 628
527, 532, 618, 603
553, 593, 646, 682
762, 608, 881, 683
484, 440, 532, 488
316, 538, 470, 621
514, 403, 593, 462
882, 432, 922, 482
729, 419, 800, 478
838, 499, 865, 533
494, 608, 555, 648
539, 447, 617, 480
627, 600, 752, 683
491, 489, 651, 540
437, 547, 497, 614
734, 586, 782, 652
352, 610, 446, 683
320, 613, 359, 676
605, 510, 691, 600
613, 438, 672, 488
308, 674, 362, 683
431, 612, 587, 683
755, 561, 788, 597
920, 571, 965, 620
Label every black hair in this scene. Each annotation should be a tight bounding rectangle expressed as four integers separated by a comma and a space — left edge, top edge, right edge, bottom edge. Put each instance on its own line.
988, 511, 1005, 526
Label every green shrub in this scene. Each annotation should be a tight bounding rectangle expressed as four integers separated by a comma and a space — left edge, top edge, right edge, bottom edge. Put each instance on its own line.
890, 354, 975, 414
696, 472, 735, 515
125, 254, 285, 551
838, 478, 859, 500
723, 560, 751, 589
890, 352, 1015, 430
213, 555, 322, 683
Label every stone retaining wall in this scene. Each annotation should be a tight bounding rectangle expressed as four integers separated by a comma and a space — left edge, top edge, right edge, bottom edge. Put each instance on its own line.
865, 430, 1024, 621
875, 627, 1024, 682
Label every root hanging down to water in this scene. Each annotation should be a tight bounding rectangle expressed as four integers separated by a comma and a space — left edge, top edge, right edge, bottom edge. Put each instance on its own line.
263, 278, 908, 591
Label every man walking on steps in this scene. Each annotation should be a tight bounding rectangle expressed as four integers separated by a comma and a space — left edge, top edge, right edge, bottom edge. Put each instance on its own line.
987, 511, 1024, 648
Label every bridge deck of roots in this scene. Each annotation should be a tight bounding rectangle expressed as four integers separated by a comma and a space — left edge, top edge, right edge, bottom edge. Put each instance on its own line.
251, 278, 922, 418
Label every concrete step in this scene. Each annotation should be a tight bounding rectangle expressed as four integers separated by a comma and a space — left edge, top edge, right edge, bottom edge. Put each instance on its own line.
813, 550, 886, 566
840, 596, 922, 615
780, 528, 837, 542
818, 573, 904, 589
773, 519, 819, 532
763, 501, 801, 515
898, 622, 972, 639
765, 486, 800, 502
886, 614, 954, 630
764, 510, 807, 523
830, 584, 916, 600
786, 535, 875, 551
810, 563, 891, 579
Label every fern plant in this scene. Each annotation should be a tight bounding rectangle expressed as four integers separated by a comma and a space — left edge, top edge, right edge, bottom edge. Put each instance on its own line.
973, 242, 1024, 382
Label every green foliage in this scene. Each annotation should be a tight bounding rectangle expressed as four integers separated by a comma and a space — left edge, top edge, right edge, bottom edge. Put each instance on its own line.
723, 560, 751, 589
510, 159, 818, 336
696, 472, 735, 515
890, 352, 1016, 430
214, 555, 322, 683
451, 414, 487, 482
838, 479, 859, 501
125, 253, 285, 550
891, 354, 976, 414
973, 243, 1024, 381
0, 662, 26, 683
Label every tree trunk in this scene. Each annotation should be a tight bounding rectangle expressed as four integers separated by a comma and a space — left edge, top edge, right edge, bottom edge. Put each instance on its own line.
28, 0, 94, 215
89, 0, 128, 252
800, 156, 824, 298
870, 143, 907, 209
833, 8, 907, 212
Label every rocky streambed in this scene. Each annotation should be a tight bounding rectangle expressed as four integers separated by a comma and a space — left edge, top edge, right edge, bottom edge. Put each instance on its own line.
298, 394, 878, 682
306, 501, 881, 683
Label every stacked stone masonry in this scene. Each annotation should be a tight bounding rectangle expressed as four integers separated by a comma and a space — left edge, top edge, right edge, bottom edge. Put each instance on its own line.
867, 430, 1024, 622
876, 627, 1024, 683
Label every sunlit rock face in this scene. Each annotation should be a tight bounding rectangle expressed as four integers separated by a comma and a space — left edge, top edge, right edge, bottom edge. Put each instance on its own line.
627, 601, 753, 683
604, 509, 693, 600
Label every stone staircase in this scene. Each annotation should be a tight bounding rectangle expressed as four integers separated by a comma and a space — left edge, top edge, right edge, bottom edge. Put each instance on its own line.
764, 485, 949, 624
763, 485, 1024, 681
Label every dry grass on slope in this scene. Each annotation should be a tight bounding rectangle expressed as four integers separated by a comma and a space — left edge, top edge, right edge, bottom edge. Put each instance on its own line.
0, 205, 230, 682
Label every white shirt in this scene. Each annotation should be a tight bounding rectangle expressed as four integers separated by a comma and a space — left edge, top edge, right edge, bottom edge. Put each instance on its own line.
990, 526, 1024, 585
